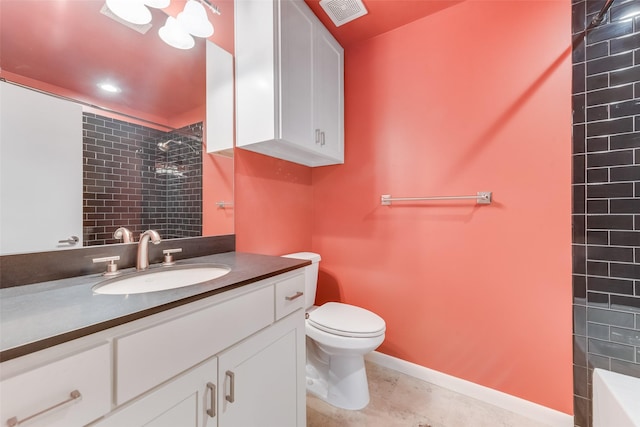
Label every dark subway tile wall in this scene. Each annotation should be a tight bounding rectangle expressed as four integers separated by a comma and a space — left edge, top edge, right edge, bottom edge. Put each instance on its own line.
572, 1, 640, 426
82, 114, 202, 246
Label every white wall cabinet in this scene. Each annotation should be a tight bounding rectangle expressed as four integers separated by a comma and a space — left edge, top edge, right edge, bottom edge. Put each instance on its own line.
1, 271, 306, 427
206, 41, 234, 157
235, 0, 344, 167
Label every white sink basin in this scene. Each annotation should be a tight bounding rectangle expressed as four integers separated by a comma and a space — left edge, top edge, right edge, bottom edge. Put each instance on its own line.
93, 264, 231, 295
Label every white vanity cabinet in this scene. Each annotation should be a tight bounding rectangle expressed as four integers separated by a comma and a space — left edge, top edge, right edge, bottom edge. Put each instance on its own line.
0, 343, 111, 427
235, 0, 344, 167
0, 270, 306, 427
218, 309, 305, 427
90, 357, 218, 427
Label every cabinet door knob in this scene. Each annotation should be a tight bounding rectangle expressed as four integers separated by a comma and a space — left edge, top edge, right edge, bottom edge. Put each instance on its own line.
206, 382, 216, 417
225, 371, 235, 403
315, 129, 321, 144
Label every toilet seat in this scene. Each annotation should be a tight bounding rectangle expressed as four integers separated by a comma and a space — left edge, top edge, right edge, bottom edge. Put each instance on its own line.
307, 302, 386, 338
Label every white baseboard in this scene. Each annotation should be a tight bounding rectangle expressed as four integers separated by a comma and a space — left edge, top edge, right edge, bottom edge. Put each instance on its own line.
365, 351, 573, 427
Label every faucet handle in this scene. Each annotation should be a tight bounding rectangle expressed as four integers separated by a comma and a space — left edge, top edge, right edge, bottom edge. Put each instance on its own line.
93, 256, 121, 276
162, 248, 182, 266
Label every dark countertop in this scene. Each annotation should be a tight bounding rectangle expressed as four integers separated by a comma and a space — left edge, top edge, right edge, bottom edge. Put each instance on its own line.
0, 252, 309, 362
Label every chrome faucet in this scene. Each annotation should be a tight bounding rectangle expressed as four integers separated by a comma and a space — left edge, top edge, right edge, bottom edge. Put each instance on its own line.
137, 230, 161, 271
113, 227, 134, 243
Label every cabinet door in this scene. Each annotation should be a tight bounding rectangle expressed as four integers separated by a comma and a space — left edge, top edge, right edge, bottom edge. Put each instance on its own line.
206, 41, 234, 155
280, 0, 314, 150
91, 358, 217, 427
313, 24, 344, 163
0, 81, 83, 254
218, 313, 305, 427
0, 343, 110, 427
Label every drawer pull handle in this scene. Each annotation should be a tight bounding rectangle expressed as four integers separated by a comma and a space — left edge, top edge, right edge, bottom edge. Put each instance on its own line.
206, 382, 216, 417
6, 389, 82, 427
225, 371, 235, 403
285, 291, 304, 301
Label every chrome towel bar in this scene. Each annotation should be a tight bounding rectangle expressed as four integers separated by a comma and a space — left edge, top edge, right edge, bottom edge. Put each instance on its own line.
381, 192, 492, 206
216, 201, 233, 208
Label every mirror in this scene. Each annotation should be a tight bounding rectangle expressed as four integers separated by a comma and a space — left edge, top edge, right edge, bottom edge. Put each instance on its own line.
0, 0, 234, 254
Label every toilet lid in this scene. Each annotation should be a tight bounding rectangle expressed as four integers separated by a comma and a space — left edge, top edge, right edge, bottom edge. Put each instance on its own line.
308, 302, 386, 338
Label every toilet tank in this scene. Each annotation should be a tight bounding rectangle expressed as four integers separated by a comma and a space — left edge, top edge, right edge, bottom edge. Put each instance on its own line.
282, 252, 321, 309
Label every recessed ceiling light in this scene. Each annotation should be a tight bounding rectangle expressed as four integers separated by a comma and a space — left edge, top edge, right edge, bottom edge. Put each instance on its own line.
98, 82, 122, 93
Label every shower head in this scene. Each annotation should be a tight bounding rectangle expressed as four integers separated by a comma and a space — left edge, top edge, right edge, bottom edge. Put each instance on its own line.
157, 139, 201, 155
157, 140, 177, 152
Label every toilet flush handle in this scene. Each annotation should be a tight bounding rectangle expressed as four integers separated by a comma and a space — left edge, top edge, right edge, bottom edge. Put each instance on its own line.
285, 291, 304, 301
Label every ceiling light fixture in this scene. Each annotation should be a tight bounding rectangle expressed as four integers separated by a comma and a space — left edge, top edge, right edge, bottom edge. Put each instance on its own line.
177, 0, 213, 38
103, 0, 221, 50
143, 0, 171, 8
159, 16, 195, 50
105, 0, 152, 25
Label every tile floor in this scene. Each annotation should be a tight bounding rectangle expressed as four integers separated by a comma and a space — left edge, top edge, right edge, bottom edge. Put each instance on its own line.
307, 361, 553, 427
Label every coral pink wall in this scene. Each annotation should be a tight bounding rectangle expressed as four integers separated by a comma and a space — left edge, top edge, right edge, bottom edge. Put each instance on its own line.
235, 0, 572, 414
203, 153, 234, 236
235, 149, 313, 254
311, 0, 573, 414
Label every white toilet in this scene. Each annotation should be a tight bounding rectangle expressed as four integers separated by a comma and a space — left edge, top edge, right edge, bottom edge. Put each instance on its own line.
283, 252, 386, 410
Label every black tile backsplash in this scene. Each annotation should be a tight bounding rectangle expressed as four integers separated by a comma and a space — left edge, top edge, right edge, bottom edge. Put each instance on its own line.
572, 1, 640, 424
611, 262, 640, 279
586, 40, 609, 60
82, 114, 203, 245
587, 167, 609, 182
588, 276, 635, 294
586, 15, 634, 44
585, 84, 634, 106
586, 73, 609, 90
585, 51, 633, 75
588, 337, 636, 360
587, 230, 610, 244
610, 1, 640, 23
586, 150, 634, 167
588, 322, 610, 340
587, 245, 634, 262
610, 65, 640, 85
610, 198, 640, 213
610, 165, 640, 181
587, 307, 635, 328
610, 231, 640, 246
586, 215, 634, 230
610, 132, 640, 149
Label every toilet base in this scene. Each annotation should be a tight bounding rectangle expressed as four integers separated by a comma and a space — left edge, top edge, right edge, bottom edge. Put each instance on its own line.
306, 342, 371, 410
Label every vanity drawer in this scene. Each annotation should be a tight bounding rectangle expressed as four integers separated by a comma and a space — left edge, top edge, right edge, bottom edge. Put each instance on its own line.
275, 274, 305, 320
0, 343, 110, 427
115, 285, 274, 405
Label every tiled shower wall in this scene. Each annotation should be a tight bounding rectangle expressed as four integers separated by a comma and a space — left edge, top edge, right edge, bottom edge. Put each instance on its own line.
571, 0, 640, 426
83, 113, 202, 246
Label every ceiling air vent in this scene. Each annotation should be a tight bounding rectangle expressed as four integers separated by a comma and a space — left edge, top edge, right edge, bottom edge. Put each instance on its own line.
319, 0, 368, 27
100, 3, 153, 34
